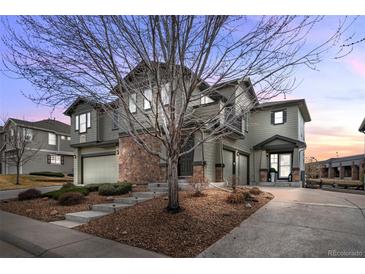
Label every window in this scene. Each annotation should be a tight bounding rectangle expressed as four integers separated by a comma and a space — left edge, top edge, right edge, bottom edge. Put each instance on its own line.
79, 113, 87, 133
23, 128, 33, 141
10, 129, 14, 137
48, 154, 63, 165
242, 114, 249, 132
143, 89, 152, 110
61, 135, 65, 140
274, 110, 284, 124
270, 154, 278, 172
129, 93, 137, 113
112, 109, 119, 130
67, 136, 71, 141
48, 133, 56, 145
87, 112, 91, 128
161, 85, 170, 105
200, 95, 214, 105
75, 115, 79, 131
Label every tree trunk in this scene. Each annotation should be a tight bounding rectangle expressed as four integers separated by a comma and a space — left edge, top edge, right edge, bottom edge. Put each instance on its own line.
16, 164, 20, 185
167, 155, 180, 212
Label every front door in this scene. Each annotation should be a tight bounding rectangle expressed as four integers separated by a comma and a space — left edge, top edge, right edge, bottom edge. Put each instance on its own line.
270, 153, 292, 180
178, 137, 194, 177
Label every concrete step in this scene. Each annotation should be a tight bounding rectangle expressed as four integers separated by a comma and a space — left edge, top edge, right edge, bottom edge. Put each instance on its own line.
50, 220, 85, 228
113, 196, 150, 205
132, 191, 166, 198
148, 182, 168, 188
149, 187, 168, 192
65, 210, 109, 223
92, 203, 132, 213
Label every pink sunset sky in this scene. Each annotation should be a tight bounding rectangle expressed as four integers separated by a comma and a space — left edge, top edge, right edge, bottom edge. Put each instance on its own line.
0, 16, 364, 161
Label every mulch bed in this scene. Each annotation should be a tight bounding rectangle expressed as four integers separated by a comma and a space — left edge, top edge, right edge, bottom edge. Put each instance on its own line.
0, 192, 128, 222
76, 189, 274, 257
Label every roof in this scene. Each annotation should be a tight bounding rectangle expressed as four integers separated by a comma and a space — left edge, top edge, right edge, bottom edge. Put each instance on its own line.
63, 97, 101, 116
253, 99, 311, 122
253, 134, 306, 150
6, 118, 70, 135
359, 118, 365, 133
322, 153, 365, 164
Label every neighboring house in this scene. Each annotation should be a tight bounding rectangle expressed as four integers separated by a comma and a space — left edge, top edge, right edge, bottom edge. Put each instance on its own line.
65, 65, 311, 187
359, 117, 365, 133
0, 118, 73, 175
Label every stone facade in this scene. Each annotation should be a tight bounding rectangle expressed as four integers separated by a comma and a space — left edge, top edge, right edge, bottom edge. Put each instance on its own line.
193, 164, 205, 182
291, 168, 300, 182
119, 135, 163, 185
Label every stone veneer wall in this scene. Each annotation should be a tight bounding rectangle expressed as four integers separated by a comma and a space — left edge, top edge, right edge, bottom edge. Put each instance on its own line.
119, 135, 163, 185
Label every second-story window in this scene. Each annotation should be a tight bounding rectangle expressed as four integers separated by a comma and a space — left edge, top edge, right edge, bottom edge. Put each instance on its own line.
79, 113, 87, 133
200, 95, 213, 105
112, 109, 119, 130
129, 93, 137, 113
87, 112, 91, 128
48, 133, 56, 145
242, 114, 249, 132
75, 115, 79, 131
143, 89, 152, 110
271, 110, 286, 125
23, 128, 33, 141
161, 85, 170, 105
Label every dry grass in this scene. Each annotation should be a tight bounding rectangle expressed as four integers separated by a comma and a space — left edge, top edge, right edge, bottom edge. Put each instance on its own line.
0, 175, 72, 190
76, 189, 274, 257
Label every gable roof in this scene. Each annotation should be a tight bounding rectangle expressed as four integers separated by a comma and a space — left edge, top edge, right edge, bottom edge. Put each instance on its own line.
253, 99, 311, 122
253, 134, 306, 150
5, 118, 70, 135
359, 118, 365, 133
63, 97, 100, 116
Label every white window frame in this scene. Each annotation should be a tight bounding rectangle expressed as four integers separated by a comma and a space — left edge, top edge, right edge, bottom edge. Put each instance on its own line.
143, 89, 152, 110
48, 133, 56, 145
200, 95, 213, 105
79, 113, 87, 133
61, 135, 65, 140
23, 128, 33, 141
75, 115, 79, 131
129, 93, 137, 113
161, 84, 170, 105
67, 136, 71, 141
274, 111, 284, 125
87, 112, 91, 128
112, 109, 119, 130
50, 154, 61, 165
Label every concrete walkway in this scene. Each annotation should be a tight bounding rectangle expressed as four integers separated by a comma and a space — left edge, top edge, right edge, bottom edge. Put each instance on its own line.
0, 210, 166, 257
0, 186, 61, 201
199, 187, 365, 258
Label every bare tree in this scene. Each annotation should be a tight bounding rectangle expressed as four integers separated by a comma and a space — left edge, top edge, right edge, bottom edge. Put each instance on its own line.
1, 16, 355, 211
1, 118, 41, 185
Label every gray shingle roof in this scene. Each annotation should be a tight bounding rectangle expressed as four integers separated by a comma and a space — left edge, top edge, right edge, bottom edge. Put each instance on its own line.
9, 118, 70, 135
359, 117, 365, 133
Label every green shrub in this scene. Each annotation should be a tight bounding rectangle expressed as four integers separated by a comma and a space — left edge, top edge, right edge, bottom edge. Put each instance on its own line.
29, 171, 65, 177
58, 192, 84, 206
84, 183, 109, 192
18, 188, 42, 201
360, 172, 365, 184
98, 182, 132, 196
61, 182, 75, 189
43, 186, 89, 200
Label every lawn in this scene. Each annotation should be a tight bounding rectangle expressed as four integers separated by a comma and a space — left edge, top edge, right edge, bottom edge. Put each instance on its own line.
76, 188, 274, 257
0, 174, 72, 190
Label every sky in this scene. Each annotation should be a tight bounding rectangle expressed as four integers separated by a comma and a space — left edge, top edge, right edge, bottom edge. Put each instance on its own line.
0, 16, 364, 161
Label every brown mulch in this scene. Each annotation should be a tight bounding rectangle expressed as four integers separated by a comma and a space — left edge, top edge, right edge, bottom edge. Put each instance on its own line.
0, 192, 129, 222
76, 189, 274, 257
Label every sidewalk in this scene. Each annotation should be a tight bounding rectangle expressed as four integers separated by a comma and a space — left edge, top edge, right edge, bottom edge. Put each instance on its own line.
0, 210, 166, 258
0, 186, 61, 201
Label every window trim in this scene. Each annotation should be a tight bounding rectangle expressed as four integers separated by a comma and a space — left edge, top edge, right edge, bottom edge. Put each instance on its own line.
200, 95, 214, 105
79, 113, 87, 133
161, 84, 170, 106
129, 93, 137, 113
273, 110, 284, 125
143, 89, 152, 111
75, 111, 91, 132
112, 109, 119, 130
75, 115, 79, 131
87, 112, 91, 128
48, 133, 56, 146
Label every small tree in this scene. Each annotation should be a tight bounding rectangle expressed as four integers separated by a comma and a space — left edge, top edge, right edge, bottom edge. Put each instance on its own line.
2, 120, 41, 185
305, 156, 321, 179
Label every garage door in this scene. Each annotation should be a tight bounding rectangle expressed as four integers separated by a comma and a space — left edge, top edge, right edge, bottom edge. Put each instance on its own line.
223, 149, 235, 183
238, 154, 248, 185
82, 155, 118, 184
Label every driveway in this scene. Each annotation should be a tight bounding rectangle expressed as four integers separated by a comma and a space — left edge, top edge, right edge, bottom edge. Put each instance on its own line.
199, 187, 365, 258
0, 186, 61, 201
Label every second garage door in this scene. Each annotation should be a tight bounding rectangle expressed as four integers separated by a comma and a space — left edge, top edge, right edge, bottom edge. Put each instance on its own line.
82, 154, 118, 184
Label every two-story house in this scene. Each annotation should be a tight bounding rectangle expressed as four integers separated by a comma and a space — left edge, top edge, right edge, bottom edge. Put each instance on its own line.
0, 118, 74, 175
65, 65, 311, 187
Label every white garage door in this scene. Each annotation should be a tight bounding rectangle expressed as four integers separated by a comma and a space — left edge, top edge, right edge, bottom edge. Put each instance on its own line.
83, 155, 118, 184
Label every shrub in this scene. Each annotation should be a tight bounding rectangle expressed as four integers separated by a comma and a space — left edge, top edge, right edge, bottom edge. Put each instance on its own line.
249, 187, 262, 196
226, 189, 252, 204
67, 173, 74, 177
98, 182, 133, 196
58, 192, 84, 206
84, 183, 109, 192
43, 186, 89, 200
29, 171, 65, 177
18, 188, 42, 201
188, 176, 209, 197
61, 182, 75, 189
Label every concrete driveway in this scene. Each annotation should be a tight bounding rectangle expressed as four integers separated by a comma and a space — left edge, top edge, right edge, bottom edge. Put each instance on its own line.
199, 187, 365, 258
0, 186, 61, 201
